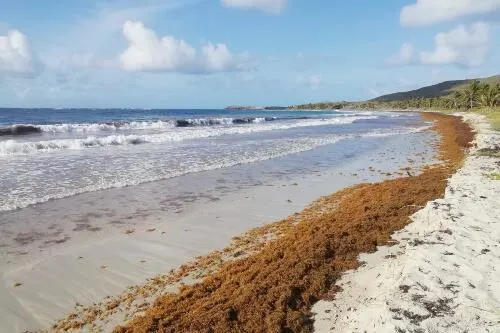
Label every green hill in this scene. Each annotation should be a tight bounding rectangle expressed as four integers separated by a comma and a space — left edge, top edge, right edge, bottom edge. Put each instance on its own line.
373, 75, 500, 102
291, 74, 499, 112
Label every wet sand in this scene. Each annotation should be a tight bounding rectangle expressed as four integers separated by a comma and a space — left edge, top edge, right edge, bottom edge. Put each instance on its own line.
0, 124, 436, 332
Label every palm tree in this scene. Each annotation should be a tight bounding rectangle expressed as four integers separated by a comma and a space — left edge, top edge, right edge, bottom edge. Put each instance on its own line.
463, 80, 481, 109
451, 90, 465, 109
442, 97, 455, 109
479, 84, 500, 108
495, 83, 500, 106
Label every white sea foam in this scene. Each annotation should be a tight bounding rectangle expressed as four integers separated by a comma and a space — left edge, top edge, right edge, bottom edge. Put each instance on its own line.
0, 135, 346, 212
341, 111, 407, 118
37, 120, 174, 133
359, 124, 432, 138
30, 117, 275, 133
0, 116, 374, 156
0, 123, 427, 212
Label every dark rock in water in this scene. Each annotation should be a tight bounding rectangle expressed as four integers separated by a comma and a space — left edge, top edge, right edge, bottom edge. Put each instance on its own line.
175, 119, 194, 127
232, 118, 255, 124
0, 125, 42, 136
105, 121, 126, 128
128, 138, 143, 145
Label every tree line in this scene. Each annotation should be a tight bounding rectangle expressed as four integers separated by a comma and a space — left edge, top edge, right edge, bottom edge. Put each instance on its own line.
292, 81, 499, 111
379, 81, 500, 111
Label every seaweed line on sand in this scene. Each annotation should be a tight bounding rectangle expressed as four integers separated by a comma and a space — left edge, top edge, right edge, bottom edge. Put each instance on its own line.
48, 188, 342, 332
54, 113, 474, 333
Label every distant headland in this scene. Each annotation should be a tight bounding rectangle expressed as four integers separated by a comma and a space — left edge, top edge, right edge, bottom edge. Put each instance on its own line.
226, 74, 500, 112
224, 105, 289, 111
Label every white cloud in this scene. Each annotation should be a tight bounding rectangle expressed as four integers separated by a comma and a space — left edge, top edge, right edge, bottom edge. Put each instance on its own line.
202, 43, 234, 71
420, 22, 490, 67
41, 1, 195, 73
0, 30, 41, 76
119, 21, 248, 73
387, 43, 414, 65
221, 0, 287, 14
401, 0, 500, 26
120, 21, 196, 71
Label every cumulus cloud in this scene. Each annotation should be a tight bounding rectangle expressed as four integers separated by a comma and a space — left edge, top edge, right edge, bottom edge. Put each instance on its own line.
401, 0, 500, 26
420, 22, 490, 67
221, 0, 287, 14
202, 43, 234, 71
120, 21, 196, 71
386, 43, 414, 65
119, 21, 248, 73
0, 29, 41, 76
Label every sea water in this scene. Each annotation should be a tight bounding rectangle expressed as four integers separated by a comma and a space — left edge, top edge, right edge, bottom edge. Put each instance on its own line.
0, 108, 433, 266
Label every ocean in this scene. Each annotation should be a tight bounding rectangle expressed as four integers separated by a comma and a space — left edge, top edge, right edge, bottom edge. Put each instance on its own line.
0, 108, 440, 329
0, 108, 436, 269
0, 108, 428, 213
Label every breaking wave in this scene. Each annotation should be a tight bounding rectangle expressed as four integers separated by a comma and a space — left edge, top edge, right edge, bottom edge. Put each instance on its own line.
0, 125, 42, 136
174, 117, 277, 127
0, 117, 283, 135
0, 124, 431, 212
0, 116, 374, 156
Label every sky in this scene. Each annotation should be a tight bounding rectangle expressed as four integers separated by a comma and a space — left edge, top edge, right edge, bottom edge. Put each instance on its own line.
0, 0, 499, 108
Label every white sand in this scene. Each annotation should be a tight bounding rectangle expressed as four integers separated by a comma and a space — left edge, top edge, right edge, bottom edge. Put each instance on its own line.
0, 132, 433, 333
313, 113, 500, 333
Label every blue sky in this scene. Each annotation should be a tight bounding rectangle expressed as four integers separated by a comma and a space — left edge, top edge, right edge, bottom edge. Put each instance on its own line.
0, 0, 499, 108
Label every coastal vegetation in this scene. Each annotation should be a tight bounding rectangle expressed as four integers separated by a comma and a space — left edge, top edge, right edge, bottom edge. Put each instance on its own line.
372, 75, 500, 101
364, 80, 500, 130
293, 80, 499, 111
366, 80, 499, 111
226, 76, 499, 131
487, 172, 500, 181
224, 76, 499, 131
291, 76, 500, 130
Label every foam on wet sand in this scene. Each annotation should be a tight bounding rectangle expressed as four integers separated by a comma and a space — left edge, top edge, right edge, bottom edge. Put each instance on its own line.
0, 125, 435, 332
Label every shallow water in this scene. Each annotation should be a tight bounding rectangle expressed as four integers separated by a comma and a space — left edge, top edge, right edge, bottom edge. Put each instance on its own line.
0, 109, 422, 212
0, 109, 440, 333
0, 109, 436, 269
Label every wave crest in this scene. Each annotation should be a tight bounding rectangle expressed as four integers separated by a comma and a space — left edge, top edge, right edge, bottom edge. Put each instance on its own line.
2, 117, 282, 135
0, 125, 41, 136
0, 116, 376, 156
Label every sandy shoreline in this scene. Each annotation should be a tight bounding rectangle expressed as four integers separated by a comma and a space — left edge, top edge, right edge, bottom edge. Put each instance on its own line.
2, 112, 494, 332
313, 113, 500, 333
103, 113, 474, 332
1, 123, 435, 332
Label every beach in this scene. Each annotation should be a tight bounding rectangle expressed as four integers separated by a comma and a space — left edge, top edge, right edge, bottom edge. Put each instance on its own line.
0, 111, 497, 332
313, 113, 500, 333
2, 0, 499, 331
104, 113, 478, 333
0, 110, 434, 332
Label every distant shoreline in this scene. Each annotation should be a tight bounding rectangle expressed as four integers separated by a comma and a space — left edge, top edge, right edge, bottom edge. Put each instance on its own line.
224, 106, 289, 111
